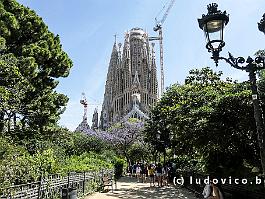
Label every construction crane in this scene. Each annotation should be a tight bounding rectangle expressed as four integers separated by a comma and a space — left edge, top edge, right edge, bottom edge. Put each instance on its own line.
80, 92, 88, 121
149, 0, 176, 96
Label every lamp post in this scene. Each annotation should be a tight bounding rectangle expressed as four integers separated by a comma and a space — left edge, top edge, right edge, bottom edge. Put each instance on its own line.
198, 3, 229, 66
198, 3, 265, 177
258, 14, 265, 35
155, 131, 161, 163
169, 132, 177, 159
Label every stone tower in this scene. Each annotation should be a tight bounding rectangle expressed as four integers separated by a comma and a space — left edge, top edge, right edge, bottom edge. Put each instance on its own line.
91, 108, 99, 130
100, 28, 158, 129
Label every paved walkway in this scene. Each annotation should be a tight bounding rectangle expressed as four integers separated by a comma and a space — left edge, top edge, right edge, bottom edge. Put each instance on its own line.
85, 176, 198, 199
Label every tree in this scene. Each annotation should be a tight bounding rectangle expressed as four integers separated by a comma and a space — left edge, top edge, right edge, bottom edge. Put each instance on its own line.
0, 39, 34, 134
0, 0, 72, 139
127, 142, 152, 164
146, 67, 260, 176
107, 119, 145, 165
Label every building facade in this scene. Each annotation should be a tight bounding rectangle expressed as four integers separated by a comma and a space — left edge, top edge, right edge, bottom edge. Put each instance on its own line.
100, 28, 158, 129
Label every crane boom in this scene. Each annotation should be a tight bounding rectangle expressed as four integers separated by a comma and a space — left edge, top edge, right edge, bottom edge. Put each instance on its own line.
160, 0, 176, 25
154, 0, 176, 31
153, 0, 176, 96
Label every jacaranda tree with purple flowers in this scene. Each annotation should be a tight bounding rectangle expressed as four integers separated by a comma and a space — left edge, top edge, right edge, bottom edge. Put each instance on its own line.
106, 118, 146, 165
78, 118, 152, 165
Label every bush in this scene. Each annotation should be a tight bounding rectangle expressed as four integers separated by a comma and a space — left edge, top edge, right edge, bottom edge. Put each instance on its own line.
0, 127, 120, 189
0, 137, 39, 188
171, 155, 202, 172
59, 151, 116, 173
114, 158, 125, 180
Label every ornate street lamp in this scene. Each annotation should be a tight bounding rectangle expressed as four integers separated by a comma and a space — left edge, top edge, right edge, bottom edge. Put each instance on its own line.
155, 131, 161, 163
198, 3, 229, 66
198, 3, 265, 178
169, 132, 177, 159
258, 14, 265, 34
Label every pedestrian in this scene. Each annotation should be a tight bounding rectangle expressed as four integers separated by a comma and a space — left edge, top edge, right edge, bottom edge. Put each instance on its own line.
132, 163, 137, 177
127, 165, 132, 177
140, 163, 145, 182
155, 163, 163, 187
136, 163, 142, 182
162, 164, 169, 186
144, 164, 149, 183
148, 164, 155, 186
167, 163, 174, 183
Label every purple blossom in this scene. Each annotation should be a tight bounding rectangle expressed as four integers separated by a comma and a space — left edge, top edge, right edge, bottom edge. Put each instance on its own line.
79, 120, 145, 146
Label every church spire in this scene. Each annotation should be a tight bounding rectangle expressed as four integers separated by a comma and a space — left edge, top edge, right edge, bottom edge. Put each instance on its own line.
100, 28, 158, 129
92, 108, 99, 130
114, 34, 117, 45
110, 34, 118, 59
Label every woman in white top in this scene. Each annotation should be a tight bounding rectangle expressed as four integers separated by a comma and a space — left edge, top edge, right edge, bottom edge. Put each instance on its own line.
136, 164, 141, 182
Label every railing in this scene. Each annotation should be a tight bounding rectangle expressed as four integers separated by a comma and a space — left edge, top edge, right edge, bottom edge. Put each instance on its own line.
0, 169, 114, 199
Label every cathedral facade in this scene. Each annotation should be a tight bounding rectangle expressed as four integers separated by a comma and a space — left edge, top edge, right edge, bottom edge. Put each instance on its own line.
100, 28, 158, 129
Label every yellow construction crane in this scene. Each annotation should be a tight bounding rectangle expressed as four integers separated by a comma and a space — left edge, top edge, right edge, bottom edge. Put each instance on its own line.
149, 0, 176, 96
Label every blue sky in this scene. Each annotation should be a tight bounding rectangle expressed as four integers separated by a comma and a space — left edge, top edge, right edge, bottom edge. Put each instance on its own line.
17, 0, 265, 130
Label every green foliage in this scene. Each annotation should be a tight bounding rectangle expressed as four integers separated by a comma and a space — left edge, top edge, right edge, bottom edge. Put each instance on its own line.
59, 151, 116, 173
145, 67, 260, 176
127, 142, 152, 164
0, 136, 59, 188
70, 132, 107, 155
114, 158, 125, 180
0, 0, 72, 136
172, 155, 203, 172
107, 119, 145, 165
43, 128, 107, 156
0, 0, 119, 191
0, 133, 119, 189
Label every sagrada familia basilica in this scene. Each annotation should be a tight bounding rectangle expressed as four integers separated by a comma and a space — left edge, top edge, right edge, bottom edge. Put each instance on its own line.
76, 27, 158, 132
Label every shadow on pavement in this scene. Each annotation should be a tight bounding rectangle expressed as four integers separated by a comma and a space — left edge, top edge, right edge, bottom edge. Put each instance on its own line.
106, 186, 197, 199
109, 177, 198, 199
116, 176, 138, 183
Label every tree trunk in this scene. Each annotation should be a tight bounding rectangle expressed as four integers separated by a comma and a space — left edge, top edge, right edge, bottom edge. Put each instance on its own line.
7, 115, 11, 134
13, 112, 16, 130
0, 111, 4, 133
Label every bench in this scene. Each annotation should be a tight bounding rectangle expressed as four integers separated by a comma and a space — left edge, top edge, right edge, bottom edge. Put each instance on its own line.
100, 175, 113, 192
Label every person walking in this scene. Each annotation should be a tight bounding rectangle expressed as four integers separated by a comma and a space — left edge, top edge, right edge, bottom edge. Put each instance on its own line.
136, 163, 142, 182
127, 165, 132, 177
142, 163, 148, 183
132, 163, 137, 177
148, 164, 155, 187
155, 163, 163, 187
162, 164, 169, 186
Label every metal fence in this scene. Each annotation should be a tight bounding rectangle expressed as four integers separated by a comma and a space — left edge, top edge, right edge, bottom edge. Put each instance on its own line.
0, 169, 114, 199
